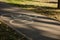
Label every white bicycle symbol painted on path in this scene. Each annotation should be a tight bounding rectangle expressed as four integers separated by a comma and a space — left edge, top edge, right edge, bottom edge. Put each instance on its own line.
1, 14, 38, 26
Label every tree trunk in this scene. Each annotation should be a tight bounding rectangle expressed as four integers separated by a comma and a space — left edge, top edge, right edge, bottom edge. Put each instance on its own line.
58, 0, 60, 8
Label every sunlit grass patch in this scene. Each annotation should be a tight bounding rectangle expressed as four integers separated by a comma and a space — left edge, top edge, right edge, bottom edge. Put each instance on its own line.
0, 0, 57, 8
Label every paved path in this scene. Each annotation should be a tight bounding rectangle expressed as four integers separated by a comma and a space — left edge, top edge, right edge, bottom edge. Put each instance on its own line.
0, 2, 60, 40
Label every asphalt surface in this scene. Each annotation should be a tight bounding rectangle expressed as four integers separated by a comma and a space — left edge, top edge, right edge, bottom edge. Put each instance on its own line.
0, 2, 60, 40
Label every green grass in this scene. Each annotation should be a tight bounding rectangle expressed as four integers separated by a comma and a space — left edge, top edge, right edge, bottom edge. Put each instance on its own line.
0, 0, 57, 8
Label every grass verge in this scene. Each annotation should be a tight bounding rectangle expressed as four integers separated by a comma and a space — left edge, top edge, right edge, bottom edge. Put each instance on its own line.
0, 21, 29, 40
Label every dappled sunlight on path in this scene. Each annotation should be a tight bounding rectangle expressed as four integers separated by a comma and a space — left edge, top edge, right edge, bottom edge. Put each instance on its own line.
0, 1, 60, 40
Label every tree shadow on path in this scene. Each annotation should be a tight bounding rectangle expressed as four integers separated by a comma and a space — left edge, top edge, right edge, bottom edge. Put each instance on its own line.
0, 2, 60, 40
